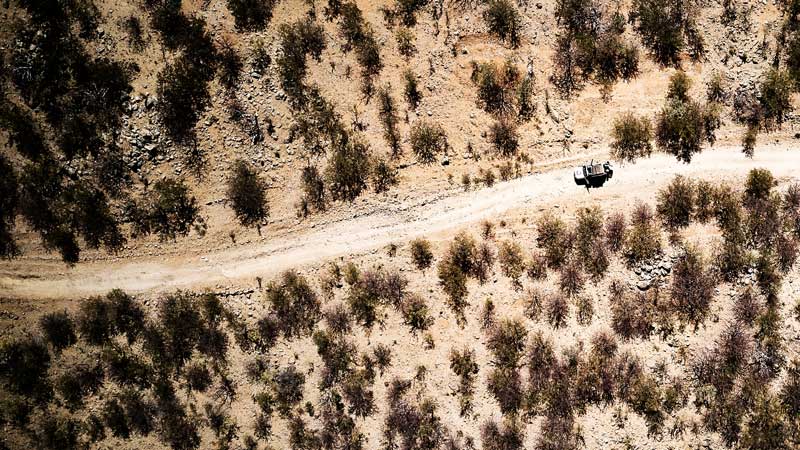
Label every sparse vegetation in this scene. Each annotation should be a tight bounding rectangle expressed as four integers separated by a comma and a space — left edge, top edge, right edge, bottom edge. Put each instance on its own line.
611, 113, 653, 163
410, 120, 448, 164
483, 0, 522, 47
655, 72, 720, 163
227, 160, 269, 229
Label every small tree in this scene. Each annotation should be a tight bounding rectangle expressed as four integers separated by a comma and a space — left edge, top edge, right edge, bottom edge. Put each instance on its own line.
410, 120, 448, 164
655, 72, 720, 163
611, 113, 653, 163
227, 160, 268, 229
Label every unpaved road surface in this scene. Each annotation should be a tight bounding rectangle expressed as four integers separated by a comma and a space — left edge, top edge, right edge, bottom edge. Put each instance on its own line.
3, 146, 799, 300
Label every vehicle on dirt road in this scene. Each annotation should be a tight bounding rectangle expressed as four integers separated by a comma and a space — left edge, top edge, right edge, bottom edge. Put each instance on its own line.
574, 161, 614, 188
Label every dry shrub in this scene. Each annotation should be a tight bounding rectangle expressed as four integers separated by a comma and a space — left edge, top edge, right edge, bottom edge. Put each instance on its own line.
575, 296, 594, 326
524, 286, 546, 321
266, 271, 321, 338
611, 290, 653, 340
526, 251, 548, 281
733, 286, 763, 326
558, 257, 585, 298
498, 240, 525, 288
623, 202, 662, 266
545, 292, 570, 329
481, 418, 524, 450
487, 367, 523, 414
605, 211, 627, 253
670, 246, 717, 329
536, 213, 573, 269
486, 318, 528, 368
409, 237, 434, 271
656, 175, 695, 230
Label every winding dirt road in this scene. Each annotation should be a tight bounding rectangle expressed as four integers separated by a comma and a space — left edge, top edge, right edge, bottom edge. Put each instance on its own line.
2, 145, 799, 300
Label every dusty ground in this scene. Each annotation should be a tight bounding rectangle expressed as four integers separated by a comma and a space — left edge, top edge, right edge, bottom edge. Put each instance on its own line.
2, 144, 800, 450
3, 1, 800, 449
3, 144, 800, 300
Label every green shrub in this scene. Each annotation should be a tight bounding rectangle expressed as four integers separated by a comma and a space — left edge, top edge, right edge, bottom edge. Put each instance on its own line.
483, 0, 522, 47
498, 240, 525, 287
400, 293, 433, 333
656, 175, 695, 230
624, 202, 662, 266
396, 27, 416, 58
655, 74, 720, 163
758, 68, 793, 130
377, 85, 402, 157
227, 160, 268, 228
39, 311, 76, 352
611, 113, 653, 163
536, 213, 572, 268
486, 318, 527, 368
301, 165, 327, 213
227, 0, 277, 31
325, 136, 372, 202
450, 347, 479, 416
410, 120, 448, 164
706, 72, 727, 103
266, 271, 321, 338
575, 206, 609, 279
489, 119, 519, 156
694, 180, 716, 223
472, 60, 522, 116
372, 157, 398, 194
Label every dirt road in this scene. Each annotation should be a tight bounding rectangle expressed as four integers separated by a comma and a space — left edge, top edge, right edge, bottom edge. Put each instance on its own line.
2, 145, 799, 300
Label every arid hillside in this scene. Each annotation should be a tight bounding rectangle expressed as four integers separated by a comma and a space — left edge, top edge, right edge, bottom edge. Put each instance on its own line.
2, 1, 800, 450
